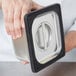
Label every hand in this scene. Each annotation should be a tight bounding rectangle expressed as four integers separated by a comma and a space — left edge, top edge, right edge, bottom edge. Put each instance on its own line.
2, 0, 43, 64
2, 0, 42, 39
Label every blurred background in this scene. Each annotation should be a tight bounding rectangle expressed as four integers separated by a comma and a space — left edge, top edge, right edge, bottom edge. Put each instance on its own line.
0, 0, 76, 76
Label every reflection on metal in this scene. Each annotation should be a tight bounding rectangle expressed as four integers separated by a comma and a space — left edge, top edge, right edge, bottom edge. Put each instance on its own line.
36, 22, 52, 50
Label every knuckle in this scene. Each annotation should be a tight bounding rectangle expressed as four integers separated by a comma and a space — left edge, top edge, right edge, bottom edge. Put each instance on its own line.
15, 26, 21, 30
14, 12, 20, 20
22, 6, 29, 12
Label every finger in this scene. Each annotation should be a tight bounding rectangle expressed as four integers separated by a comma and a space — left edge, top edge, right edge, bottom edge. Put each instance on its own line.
5, 25, 11, 35
14, 6, 22, 39
21, 61, 29, 64
32, 1, 43, 10
21, 6, 29, 29
7, 7, 16, 39
2, 8, 11, 35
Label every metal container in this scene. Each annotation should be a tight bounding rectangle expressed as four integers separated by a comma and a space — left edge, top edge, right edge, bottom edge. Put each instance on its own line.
13, 4, 65, 72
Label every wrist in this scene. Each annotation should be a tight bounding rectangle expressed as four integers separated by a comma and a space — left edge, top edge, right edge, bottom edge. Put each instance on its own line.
65, 31, 76, 52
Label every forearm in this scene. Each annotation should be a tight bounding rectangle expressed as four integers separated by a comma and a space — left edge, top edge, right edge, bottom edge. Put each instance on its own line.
65, 31, 76, 52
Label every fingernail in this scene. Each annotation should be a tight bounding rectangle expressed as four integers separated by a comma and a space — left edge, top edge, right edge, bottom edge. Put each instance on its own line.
13, 36, 16, 39
17, 35, 20, 38
21, 61, 29, 64
17, 34, 21, 38
19, 34, 22, 37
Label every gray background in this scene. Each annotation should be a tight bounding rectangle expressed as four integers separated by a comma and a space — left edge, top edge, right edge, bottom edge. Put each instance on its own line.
0, 62, 76, 76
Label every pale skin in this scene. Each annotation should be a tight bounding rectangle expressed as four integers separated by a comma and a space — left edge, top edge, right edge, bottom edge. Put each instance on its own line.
0, 0, 76, 64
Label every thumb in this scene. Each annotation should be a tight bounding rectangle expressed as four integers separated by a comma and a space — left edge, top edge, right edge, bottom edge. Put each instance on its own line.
32, 1, 43, 10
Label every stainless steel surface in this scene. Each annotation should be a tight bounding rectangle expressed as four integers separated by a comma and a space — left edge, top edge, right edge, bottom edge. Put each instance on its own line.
36, 22, 52, 50
32, 11, 62, 64
12, 31, 29, 62
0, 62, 76, 76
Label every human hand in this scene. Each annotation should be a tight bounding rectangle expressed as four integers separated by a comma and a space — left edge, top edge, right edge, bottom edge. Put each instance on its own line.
65, 31, 76, 52
2, 0, 42, 39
